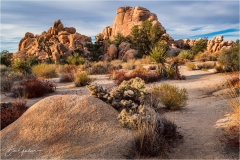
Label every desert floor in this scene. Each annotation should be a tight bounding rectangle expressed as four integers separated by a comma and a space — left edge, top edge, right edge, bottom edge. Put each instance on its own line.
1, 66, 239, 159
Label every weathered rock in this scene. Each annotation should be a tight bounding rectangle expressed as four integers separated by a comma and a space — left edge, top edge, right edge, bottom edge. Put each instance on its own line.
122, 49, 137, 61
101, 6, 167, 40
14, 20, 92, 61
0, 95, 132, 159
107, 44, 118, 59
64, 27, 76, 34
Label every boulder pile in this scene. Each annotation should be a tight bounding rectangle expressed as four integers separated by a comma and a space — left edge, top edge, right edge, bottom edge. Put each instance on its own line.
13, 20, 92, 61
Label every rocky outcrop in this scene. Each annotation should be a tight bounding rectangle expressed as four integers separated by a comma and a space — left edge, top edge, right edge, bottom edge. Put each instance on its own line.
172, 36, 235, 53
207, 35, 234, 52
1, 95, 132, 159
100, 6, 172, 41
14, 20, 92, 61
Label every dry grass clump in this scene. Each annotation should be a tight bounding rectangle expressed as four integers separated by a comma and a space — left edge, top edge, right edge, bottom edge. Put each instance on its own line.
122, 59, 136, 70
128, 116, 177, 158
152, 83, 188, 110
74, 71, 93, 87
1, 98, 27, 130
32, 63, 57, 78
196, 61, 216, 70
56, 64, 78, 74
186, 62, 196, 71
87, 61, 113, 75
141, 56, 153, 64
222, 75, 240, 148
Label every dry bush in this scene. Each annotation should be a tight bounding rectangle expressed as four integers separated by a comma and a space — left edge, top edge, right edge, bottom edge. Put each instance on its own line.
222, 75, 240, 148
59, 73, 74, 83
152, 84, 188, 110
1, 71, 25, 92
141, 56, 152, 64
114, 68, 161, 85
1, 98, 27, 130
87, 61, 113, 75
196, 61, 216, 70
56, 64, 78, 74
186, 62, 196, 71
74, 71, 93, 87
128, 116, 177, 158
122, 59, 136, 70
10, 79, 56, 98
32, 63, 57, 78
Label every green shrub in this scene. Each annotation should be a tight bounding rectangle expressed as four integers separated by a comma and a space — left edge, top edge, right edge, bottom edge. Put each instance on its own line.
74, 72, 93, 87
153, 84, 188, 110
218, 44, 239, 72
186, 62, 196, 71
190, 38, 208, 55
66, 53, 85, 66
178, 50, 193, 59
149, 46, 167, 64
12, 59, 31, 73
32, 63, 57, 78
0, 50, 12, 67
26, 56, 40, 66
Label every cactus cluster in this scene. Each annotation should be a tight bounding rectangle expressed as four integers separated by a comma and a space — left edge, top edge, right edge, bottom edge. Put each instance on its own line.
87, 77, 158, 128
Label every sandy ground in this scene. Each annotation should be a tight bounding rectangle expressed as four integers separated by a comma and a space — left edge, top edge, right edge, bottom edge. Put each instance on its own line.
1, 66, 239, 159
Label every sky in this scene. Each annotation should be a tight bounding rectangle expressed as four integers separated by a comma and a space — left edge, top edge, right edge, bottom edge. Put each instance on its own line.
1, 0, 239, 53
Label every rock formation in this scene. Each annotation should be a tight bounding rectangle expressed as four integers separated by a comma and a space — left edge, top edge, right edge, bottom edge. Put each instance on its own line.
100, 6, 172, 41
207, 35, 234, 52
14, 20, 92, 61
1, 95, 132, 159
172, 36, 235, 52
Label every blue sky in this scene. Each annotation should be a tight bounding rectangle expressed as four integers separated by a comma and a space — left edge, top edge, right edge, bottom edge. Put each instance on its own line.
1, 0, 239, 53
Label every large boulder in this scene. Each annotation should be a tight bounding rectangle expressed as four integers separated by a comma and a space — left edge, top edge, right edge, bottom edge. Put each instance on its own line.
100, 6, 169, 40
1, 95, 132, 159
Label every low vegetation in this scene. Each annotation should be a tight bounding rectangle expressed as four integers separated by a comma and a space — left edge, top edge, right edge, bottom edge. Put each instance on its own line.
10, 79, 56, 98
32, 63, 57, 78
152, 83, 188, 110
74, 71, 93, 87
1, 98, 27, 130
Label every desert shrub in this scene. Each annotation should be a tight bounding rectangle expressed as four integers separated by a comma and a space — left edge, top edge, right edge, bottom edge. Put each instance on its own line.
1, 98, 27, 130
186, 62, 196, 71
12, 59, 31, 73
59, 73, 74, 83
87, 61, 112, 75
56, 64, 78, 74
149, 46, 167, 64
178, 50, 193, 60
0, 65, 11, 72
141, 56, 152, 64
129, 116, 177, 158
222, 79, 240, 148
1, 76, 15, 92
26, 56, 40, 66
130, 20, 166, 56
218, 44, 239, 72
153, 84, 188, 110
66, 53, 85, 66
196, 61, 216, 70
32, 63, 57, 78
114, 68, 161, 85
9, 79, 56, 98
122, 59, 136, 70
190, 38, 208, 56
0, 50, 12, 67
74, 71, 93, 87
1, 71, 25, 92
